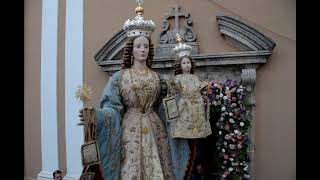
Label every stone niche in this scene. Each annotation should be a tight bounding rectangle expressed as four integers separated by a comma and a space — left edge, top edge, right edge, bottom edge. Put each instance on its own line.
94, 6, 276, 179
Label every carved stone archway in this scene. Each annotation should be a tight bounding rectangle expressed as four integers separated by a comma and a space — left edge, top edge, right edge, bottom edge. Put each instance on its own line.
94, 8, 276, 179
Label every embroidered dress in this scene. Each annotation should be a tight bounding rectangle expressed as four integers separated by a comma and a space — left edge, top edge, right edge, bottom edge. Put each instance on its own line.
120, 69, 173, 180
171, 74, 212, 139
95, 69, 191, 180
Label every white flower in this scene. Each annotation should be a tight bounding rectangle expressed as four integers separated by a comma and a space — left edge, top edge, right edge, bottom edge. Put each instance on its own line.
244, 165, 248, 171
223, 96, 228, 100
223, 141, 227, 145
232, 162, 239, 166
221, 107, 226, 111
222, 148, 225, 153
229, 144, 235, 149
240, 122, 245, 126
230, 133, 234, 136
234, 130, 239, 134
229, 158, 234, 161
229, 112, 233, 116
220, 94, 224, 97
214, 83, 218, 87
213, 101, 217, 105
226, 87, 230, 91
244, 174, 250, 179
219, 131, 222, 135
229, 118, 235, 123
240, 85, 243, 89
228, 167, 233, 172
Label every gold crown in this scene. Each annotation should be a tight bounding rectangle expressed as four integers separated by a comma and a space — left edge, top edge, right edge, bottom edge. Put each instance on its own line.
123, 1, 155, 38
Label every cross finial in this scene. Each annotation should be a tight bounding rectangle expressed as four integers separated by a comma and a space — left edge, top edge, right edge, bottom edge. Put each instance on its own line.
136, 0, 144, 7
135, 0, 144, 15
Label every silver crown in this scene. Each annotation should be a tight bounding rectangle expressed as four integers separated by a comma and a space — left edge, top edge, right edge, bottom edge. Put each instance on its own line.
123, 3, 155, 38
173, 33, 192, 58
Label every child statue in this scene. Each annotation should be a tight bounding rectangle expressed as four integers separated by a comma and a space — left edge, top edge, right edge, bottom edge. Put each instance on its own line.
168, 34, 212, 139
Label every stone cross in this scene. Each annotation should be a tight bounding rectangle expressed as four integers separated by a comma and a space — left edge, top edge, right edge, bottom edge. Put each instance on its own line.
171, 5, 184, 37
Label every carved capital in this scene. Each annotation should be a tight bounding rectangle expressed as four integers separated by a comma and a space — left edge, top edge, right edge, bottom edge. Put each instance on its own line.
241, 67, 257, 106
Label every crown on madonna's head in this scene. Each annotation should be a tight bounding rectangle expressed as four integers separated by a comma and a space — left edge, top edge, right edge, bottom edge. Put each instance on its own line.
123, 0, 155, 38
173, 33, 192, 58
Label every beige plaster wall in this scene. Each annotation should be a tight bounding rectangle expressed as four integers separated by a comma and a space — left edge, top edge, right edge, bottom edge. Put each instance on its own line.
24, 0, 42, 179
57, 0, 67, 175
213, 1, 296, 179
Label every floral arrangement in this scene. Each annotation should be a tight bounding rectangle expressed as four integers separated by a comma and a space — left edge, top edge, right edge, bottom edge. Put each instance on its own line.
208, 79, 251, 180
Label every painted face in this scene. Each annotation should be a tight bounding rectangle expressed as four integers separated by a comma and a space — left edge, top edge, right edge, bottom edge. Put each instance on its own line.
180, 57, 192, 74
132, 36, 149, 63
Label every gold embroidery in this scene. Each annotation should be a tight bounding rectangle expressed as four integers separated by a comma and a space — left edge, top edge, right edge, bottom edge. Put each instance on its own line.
129, 68, 157, 113
142, 127, 149, 134
192, 127, 199, 134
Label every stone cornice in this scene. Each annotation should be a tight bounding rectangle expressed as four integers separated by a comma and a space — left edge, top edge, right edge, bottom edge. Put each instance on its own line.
98, 50, 271, 73
216, 13, 276, 51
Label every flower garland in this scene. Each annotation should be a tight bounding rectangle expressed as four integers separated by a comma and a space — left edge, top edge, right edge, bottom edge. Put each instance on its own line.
208, 79, 251, 180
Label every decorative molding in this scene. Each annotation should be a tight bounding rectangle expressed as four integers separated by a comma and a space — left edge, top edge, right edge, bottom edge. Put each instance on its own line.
241, 67, 257, 106
94, 29, 127, 63
94, 14, 276, 75
216, 13, 276, 51
157, 5, 198, 57
96, 50, 271, 74
159, 5, 196, 44
241, 66, 258, 180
